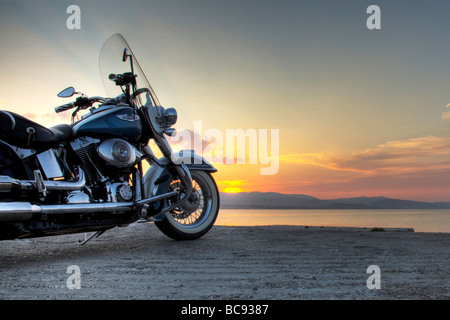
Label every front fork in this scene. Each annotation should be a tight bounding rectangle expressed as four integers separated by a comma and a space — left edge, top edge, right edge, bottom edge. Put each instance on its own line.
139, 145, 193, 217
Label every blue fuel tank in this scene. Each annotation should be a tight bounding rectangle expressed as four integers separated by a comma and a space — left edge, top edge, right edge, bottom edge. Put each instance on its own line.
72, 106, 142, 141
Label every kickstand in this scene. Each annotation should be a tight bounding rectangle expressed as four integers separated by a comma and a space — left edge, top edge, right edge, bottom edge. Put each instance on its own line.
78, 230, 106, 245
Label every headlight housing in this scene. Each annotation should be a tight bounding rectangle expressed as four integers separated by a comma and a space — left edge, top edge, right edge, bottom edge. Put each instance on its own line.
145, 105, 178, 136
163, 108, 177, 127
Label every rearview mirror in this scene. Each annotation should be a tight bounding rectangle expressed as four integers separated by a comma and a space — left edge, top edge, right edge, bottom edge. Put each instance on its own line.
122, 48, 129, 62
57, 87, 75, 98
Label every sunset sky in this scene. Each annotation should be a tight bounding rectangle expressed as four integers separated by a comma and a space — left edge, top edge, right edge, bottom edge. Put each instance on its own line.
1, 0, 450, 201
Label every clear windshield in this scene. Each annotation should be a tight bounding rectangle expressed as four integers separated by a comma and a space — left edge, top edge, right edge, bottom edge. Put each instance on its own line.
99, 33, 197, 156
99, 33, 161, 107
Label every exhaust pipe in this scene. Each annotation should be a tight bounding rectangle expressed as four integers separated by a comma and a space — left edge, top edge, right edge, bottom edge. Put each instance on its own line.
0, 202, 41, 221
0, 169, 86, 193
0, 190, 178, 222
0, 201, 133, 221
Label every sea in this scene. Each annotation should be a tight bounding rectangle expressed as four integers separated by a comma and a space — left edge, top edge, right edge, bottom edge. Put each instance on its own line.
215, 209, 450, 233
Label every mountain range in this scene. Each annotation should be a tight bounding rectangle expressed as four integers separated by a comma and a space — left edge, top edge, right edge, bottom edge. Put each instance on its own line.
219, 192, 450, 209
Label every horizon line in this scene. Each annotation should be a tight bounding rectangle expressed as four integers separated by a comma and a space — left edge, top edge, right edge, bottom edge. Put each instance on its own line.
219, 191, 450, 203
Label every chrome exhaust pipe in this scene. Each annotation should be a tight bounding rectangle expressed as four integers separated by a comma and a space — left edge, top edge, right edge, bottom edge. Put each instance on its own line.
0, 202, 41, 221
0, 176, 22, 192
0, 201, 134, 221
39, 202, 134, 215
0, 169, 86, 193
0, 190, 178, 221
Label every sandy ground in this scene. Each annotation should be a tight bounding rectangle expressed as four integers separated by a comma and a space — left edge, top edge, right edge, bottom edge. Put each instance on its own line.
0, 223, 448, 300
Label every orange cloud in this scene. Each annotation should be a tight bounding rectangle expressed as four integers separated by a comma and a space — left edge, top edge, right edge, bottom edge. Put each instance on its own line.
279, 152, 370, 173
337, 136, 450, 174
200, 134, 450, 201
281, 136, 450, 177
23, 111, 72, 128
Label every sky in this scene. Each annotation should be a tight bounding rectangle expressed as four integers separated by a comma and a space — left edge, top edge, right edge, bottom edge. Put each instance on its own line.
1, 0, 450, 201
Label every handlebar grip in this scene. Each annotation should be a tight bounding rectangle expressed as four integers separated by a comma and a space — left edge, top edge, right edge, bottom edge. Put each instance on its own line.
109, 73, 124, 81
109, 73, 128, 86
55, 103, 74, 113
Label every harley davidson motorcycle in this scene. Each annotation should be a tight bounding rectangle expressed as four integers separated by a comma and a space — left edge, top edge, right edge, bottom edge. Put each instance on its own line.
0, 33, 219, 243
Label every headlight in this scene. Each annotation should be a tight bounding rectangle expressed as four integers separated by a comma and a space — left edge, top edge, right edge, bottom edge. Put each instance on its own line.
145, 105, 178, 136
163, 108, 177, 127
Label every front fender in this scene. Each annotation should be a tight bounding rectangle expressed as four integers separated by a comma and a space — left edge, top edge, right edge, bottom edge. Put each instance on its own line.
142, 151, 216, 220
173, 149, 217, 172
143, 150, 216, 198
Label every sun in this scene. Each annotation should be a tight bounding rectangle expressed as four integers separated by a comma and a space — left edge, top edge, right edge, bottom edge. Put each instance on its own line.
218, 180, 245, 194
223, 187, 243, 194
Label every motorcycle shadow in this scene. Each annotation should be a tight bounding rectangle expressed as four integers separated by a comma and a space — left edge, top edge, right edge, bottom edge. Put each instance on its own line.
0, 223, 219, 268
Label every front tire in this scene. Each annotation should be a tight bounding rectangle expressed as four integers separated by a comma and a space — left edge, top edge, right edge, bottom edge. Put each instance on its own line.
155, 170, 220, 240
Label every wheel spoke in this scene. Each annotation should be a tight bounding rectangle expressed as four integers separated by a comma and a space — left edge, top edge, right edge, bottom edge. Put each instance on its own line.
170, 177, 208, 226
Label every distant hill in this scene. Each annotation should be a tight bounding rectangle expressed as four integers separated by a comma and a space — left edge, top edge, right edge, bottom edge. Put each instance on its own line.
219, 192, 450, 209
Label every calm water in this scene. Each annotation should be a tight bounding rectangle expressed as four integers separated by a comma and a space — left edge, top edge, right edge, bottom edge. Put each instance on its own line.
215, 209, 450, 233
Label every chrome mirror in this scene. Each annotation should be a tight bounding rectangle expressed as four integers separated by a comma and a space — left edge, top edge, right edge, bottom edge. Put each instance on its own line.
57, 87, 75, 98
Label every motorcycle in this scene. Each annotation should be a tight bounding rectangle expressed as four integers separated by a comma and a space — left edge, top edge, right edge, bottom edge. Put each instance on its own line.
0, 33, 219, 243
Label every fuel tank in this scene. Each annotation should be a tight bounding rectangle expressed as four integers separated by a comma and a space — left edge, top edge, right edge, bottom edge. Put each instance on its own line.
72, 106, 142, 141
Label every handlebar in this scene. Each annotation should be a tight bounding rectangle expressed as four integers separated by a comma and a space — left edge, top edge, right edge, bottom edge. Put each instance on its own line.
54, 97, 107, 114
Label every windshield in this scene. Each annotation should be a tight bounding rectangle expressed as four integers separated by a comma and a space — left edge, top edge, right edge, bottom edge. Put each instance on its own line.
99, 33, 196, 156
99, 33, 161, 108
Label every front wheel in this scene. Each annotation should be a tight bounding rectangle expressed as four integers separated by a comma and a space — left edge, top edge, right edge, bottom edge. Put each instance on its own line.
155, 170, 220, 240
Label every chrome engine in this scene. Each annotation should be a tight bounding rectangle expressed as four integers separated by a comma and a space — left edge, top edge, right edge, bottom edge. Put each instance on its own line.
97, 139, 137, 168
70, 137, 102, 185
66, 190, 91, 204
68, 137, 137, 203
107, 182, 133, 202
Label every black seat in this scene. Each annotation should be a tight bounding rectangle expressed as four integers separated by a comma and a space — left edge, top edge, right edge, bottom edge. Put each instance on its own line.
0, 110, 72, 148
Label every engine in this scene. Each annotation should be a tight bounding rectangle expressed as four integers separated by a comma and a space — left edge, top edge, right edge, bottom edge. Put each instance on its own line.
69, 137, 138, 203
97, 139, 137, 168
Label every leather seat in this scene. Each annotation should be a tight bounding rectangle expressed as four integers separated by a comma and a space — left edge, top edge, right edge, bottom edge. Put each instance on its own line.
0, 110, 72, 148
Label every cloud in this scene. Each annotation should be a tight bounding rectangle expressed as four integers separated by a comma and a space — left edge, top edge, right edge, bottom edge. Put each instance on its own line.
442, 104, 450, 119
441, 111, 450, 119
168, 128, 215, 153
167, 128, 247, 165
281, 135, 450, 176
340, 136, 450, 171
276, 136, 450, 201
23, 112, 72, 128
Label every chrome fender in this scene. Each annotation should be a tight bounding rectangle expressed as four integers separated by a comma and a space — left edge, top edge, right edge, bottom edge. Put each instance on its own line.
143, 150, 216, 198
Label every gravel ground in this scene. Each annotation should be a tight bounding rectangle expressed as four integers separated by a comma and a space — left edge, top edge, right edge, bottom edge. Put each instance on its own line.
0, 223, 448, 300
